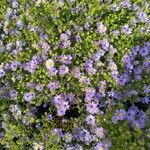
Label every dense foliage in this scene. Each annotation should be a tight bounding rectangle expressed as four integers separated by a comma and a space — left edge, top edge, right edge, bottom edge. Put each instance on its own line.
0, 0, 150, 149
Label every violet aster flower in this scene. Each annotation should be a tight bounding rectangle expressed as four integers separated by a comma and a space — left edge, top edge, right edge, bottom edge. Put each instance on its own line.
41, 41, 50, 53
12, 1, 19, 9
92, 49, 105, 61
75, 35, 81, 42
63, 133, 72, 143
97, 22, 107, 35
84, 88, 96, 103
114, 109, 126, 121
48, 81, 59, 91
23, 92, 35, 102
121, 24, 132, 35
131, 119, 145, 129
59, 65, 69, 75
58, 55, 73, 64
60, 33, 69, 41
57, 101, 69, 116
118, 72, 130, 86
102, 139, 112, 149
47, 114, 53, 120
84, 59, 96, 75
16, 20, 24, 29
53, 128, 62, 137
137, 10, 148, 22
141, 97, 150, 104
84, 22, 90, 30
139, 46, 150, 57
95, 127, 105, 138
10, 61, 19, 71
126, 105, 139, 121
48, 67, 58, 76
71, 66, 81, 78
94, 142, 107, 150
85, 115, 95, 126
6, 43, 13, 51
79, 76, 90, 85
0, 132, 4, 140
35, 84, 43, 92
62, 40, 71, 48
86, 101, 99, 114
100, 39, 110, 51
144, 85, 150, 93
0, 69, 5, 78
9, 89, 18, 99
67, 93, 77, 105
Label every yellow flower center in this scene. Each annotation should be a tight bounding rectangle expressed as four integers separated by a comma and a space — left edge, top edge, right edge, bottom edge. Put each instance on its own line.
46, 59, 54, 69
118, 112, 123, 117
99, 147, 105, 150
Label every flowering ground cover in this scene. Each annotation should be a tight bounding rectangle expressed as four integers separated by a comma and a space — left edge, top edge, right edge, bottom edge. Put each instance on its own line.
0, 0, 150, 149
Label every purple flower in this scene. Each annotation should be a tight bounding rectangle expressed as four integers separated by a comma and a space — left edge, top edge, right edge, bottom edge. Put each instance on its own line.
48, 81, 59, 91
6, 43, 13, 51
95, 127, 105, 138
137, 11, 148, 22
53, 128, 62, 137
92, 49, 105, 61
35, 84, 43, 92
100, 39, 110, 51
118, 72, 130, 86
121, 24, 132, 35
114, 109, 126, 121
41, 41, 50, 53
60, 33, 69, 41
144, 85, 150, 93
84, 22, 90, 30
85, 115, 95, 126
63, 133, 72, 143
126, 105, 139, 121
131, 118, 145, 129
57, 101, 69, 116
48, 67, 58, 76
9, 90, 18, 99
94, 142, 108, 150
141, 97, 150, 104
75, 35, 81, 42
12, 1, 19, 9
16, 20, 24, 29
0, 69, 5, 78
58, 55, 73, 64
62, 40, 71, 48
139, 46, 150, 57
97, 22, 107, 35
47, 114, 53, 120
0, 132, 4, 140
67, 93, 77, 105
59, 65, 69, 75
10, 61, 19, 71
84, 88, 96, 103
86, 101, 99, 114
71, 67, 81, 78
79, 76, 90, 85
23, 92, 35, 102
84, 59, 96, 75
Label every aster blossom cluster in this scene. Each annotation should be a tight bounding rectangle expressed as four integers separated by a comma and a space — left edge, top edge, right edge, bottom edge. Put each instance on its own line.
0, 0, 150, 150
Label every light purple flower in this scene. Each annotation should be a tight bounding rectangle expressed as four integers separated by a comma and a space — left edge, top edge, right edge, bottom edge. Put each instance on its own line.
59, 65, 69, 75
85, 115, 95, 126
23, 92, 35, 102
86, 101, 99, 114
48, 81, 59, 91
121, 24, 132, 35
